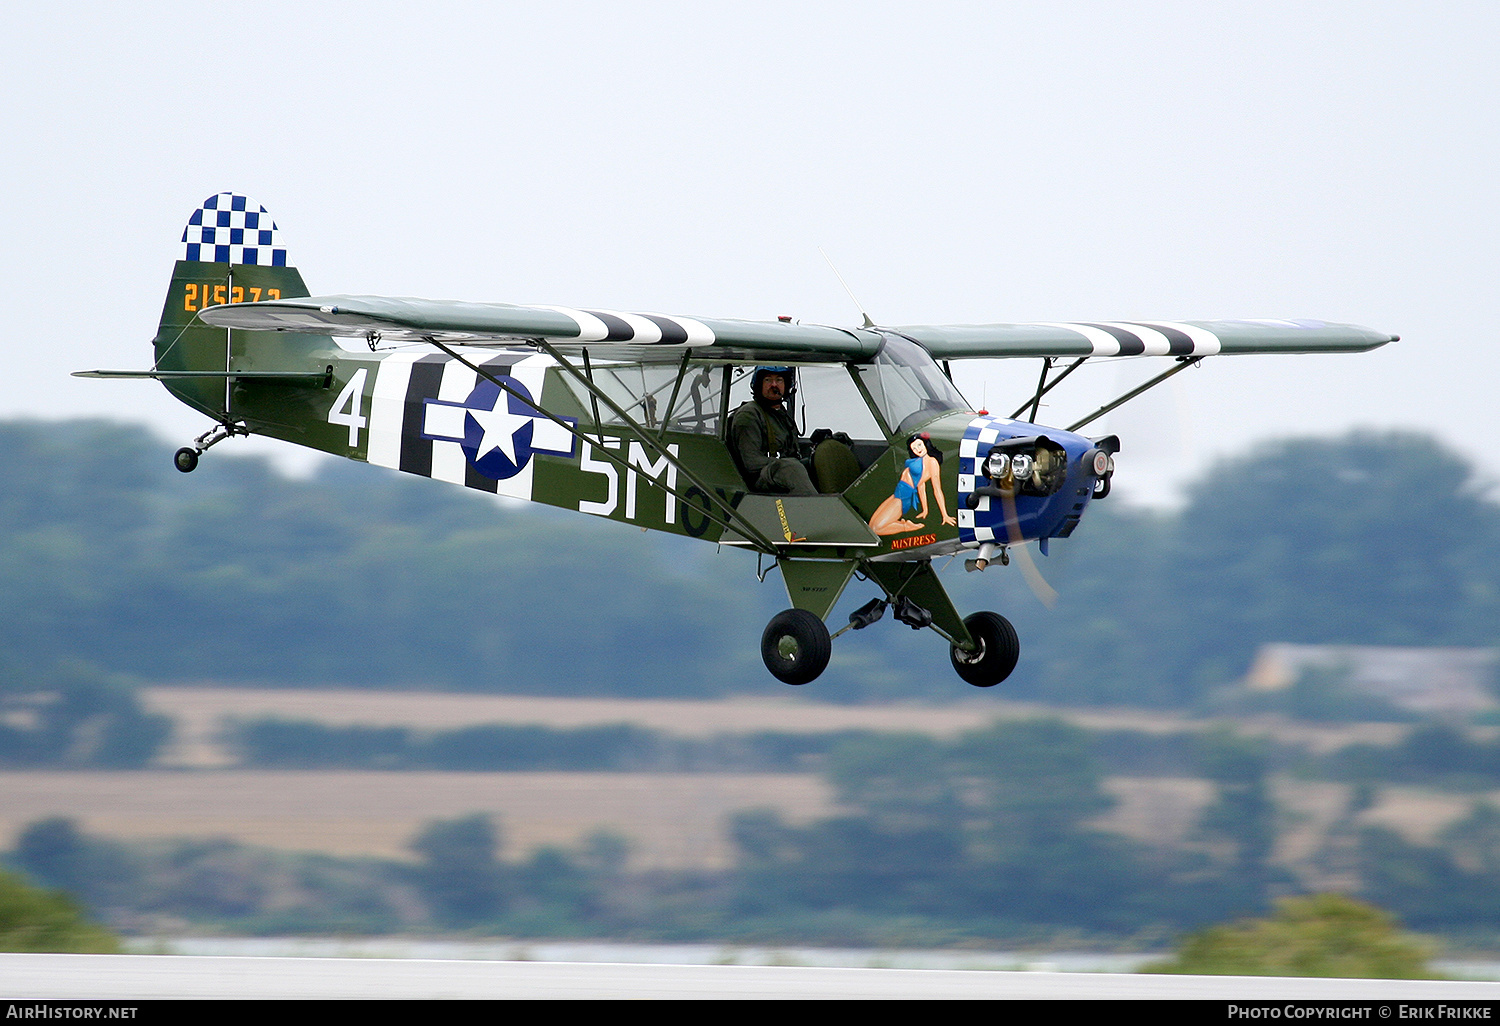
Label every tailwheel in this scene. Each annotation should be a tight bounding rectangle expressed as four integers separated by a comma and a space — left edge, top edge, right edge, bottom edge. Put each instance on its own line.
761, 609, 832, 686
950, 611, 1019, 687
173, 447, 200, 473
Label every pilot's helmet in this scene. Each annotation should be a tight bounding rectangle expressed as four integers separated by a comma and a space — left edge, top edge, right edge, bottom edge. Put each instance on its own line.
750, 366, 795, 398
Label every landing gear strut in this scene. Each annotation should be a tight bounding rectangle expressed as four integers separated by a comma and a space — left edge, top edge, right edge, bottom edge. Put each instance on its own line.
757, 556, 1023, 689
172, 422, 247, 473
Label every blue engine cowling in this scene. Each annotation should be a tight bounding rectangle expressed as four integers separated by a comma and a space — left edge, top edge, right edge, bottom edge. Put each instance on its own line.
956, 414, 1115, 546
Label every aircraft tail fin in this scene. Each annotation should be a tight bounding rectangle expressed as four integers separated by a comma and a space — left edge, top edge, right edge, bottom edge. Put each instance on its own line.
153, 192, 333, 420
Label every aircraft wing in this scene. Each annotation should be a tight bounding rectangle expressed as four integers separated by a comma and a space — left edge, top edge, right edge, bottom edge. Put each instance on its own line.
198, 295, 881, 358
202, 298, 1395, 362
894, 319, 1397, 359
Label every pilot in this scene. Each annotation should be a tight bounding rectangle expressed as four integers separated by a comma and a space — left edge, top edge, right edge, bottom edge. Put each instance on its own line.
727, 367, 819, 495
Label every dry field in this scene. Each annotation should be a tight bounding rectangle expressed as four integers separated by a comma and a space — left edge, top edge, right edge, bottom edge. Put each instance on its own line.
144, 688, 1025, 767
0, 770, 833, 869
0, 765, 1476, 870
0, 687, 1438, 872
142, 686, 1410, 768
4, 767, 1479, 874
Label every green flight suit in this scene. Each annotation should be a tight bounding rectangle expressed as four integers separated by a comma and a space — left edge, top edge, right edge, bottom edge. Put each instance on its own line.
728, 400, 818, 495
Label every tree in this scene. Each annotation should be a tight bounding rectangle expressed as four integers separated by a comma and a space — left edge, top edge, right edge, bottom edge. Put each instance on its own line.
824, 732, 963, 834
953, 430, 1500, 708
1439, 801, 1500, 876
408, 814, 507, 926
1165, 432, 1500, 691
729, 719, 1168, 932
11, 817, 140, 912
0, 869, 120, 953
0, 660, 171, 768
1194, 729, 1280, 911
1144, 894, 1437, 979
6, 418, 1500, 707
953, 718, 1116, 850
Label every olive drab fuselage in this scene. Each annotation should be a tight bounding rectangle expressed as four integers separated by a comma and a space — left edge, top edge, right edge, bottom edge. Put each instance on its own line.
165, 270, 1103, 566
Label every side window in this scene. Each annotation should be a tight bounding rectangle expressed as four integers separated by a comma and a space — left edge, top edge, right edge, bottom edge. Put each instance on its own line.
665, 364, 725, 436
563, 361, 729, 436
795, 365, 885, 443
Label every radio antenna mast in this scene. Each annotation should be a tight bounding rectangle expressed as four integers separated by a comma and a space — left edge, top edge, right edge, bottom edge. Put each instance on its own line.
820, 247, 876, 328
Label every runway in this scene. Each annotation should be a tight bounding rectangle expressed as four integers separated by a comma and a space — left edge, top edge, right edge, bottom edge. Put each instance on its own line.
5, 953, 1500, 1000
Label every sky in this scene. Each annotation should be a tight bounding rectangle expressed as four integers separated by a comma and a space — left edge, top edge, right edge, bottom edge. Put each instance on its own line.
3, 1, 1495, 506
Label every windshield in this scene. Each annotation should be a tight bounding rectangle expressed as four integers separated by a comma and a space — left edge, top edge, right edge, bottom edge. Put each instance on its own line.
855, 333, 970, 434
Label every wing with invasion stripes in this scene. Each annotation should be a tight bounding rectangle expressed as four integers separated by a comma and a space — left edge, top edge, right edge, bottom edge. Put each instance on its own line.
894, 319, 1396, 359
198, 294, 881, 359
201, 297, 1396, 362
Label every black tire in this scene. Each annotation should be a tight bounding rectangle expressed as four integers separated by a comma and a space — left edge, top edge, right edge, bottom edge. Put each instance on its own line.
174, 447, 199, 473
761, 609, 832, 686
950, 611, 1019, 687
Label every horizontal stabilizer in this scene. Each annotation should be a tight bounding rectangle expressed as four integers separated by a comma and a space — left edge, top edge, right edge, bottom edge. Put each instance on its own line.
72, 369, 329, 382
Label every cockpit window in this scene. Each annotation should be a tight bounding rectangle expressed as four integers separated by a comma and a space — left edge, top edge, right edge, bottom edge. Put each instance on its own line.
563, 362, 727, 435
664, 364, 724, 435
563, 339, 969, 443
794, 365, 885, 443
855, 333, 970, 434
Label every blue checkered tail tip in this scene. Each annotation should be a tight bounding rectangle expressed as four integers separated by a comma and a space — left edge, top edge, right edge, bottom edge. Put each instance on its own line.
181, 192, 287, 267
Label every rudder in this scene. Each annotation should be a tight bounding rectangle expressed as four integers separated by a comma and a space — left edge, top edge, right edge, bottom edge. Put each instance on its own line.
153, 193, 332, 421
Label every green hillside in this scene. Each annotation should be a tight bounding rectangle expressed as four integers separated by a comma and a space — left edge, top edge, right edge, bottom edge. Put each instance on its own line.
0, 420, 1495, 706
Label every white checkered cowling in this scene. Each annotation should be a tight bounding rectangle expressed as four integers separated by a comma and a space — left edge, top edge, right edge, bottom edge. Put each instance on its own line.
181, 192, 286, 266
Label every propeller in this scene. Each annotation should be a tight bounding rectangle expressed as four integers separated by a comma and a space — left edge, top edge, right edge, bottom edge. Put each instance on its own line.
1000, 486, 1059, 609
964, 445, 1063, 608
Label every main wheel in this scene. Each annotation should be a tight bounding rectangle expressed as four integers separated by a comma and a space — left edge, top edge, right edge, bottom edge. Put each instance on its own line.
761, 609, 832, 686
950, 611, 1019, 687
174, 447, 199, 473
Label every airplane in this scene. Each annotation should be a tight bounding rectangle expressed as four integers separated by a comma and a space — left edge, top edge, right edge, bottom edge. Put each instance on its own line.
77, 193, 1396, 688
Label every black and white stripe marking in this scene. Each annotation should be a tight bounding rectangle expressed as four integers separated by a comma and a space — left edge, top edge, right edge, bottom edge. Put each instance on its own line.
1035, 321, 1221, 356
367, 352, 561, 501
540, 307, 715, 346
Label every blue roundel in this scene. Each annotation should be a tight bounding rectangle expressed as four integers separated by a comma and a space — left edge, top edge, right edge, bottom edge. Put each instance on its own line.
460, 377, 541, 480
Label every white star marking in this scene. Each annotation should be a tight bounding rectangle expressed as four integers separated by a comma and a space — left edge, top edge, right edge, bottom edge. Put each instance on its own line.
467, 399, 533, 465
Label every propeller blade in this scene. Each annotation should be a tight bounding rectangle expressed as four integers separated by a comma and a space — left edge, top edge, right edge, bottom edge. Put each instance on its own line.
1000, 488, 1058, 608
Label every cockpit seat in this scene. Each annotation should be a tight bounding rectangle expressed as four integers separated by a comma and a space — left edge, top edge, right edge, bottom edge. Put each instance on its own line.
812, 437, 862, 494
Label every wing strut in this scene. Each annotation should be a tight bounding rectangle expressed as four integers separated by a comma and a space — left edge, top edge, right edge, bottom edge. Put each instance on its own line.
579, 349, 605, 444
423, 337, 782, 554
1011, 357, 1088, 422
657, 350, 693, 441
1066, 356, 1203, 433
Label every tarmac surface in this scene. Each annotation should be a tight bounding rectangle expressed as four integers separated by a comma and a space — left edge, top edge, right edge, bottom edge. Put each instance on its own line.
6, 952, 1500, 1000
